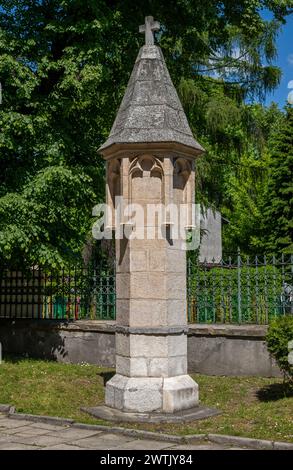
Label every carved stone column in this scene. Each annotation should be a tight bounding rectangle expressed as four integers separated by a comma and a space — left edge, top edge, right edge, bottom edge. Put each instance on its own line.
93, 17, 209, 420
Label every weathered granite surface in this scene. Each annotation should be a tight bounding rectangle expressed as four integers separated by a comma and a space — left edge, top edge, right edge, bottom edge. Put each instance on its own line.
99, 45, 204, 154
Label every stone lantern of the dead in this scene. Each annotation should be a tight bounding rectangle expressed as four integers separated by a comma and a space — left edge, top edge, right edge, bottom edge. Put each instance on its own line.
96, 16, 205, 420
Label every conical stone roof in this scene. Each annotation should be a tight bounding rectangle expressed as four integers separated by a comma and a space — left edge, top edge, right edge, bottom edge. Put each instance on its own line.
99, 45, 204, 155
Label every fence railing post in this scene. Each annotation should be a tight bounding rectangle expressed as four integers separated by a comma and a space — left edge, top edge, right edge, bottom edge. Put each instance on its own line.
228, 255, 232, 322
246, 255, 251, 322
211, 258, 216, 323
272, 254, 277, 318
237, 248, 242, 323
281, 252, 285, 316
291, 254, 293, 315
264, 255, 268, 323
203, 258, 208, 323
220, 258, 224, 322
255, 255, 259, 324
187, 258, 191, 322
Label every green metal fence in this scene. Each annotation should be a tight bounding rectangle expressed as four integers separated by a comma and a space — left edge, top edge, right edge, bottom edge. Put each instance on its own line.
0, 263, 116, 321
1, 253, 292, 323
187, 253, 293, 324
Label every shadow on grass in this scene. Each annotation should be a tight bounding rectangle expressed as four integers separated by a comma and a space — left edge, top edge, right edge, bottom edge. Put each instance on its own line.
257, 382, 293, 402
2, 353, 60, 364
98, 370, 115, 386
0, 320, 68, 362
1, 353, 29, 364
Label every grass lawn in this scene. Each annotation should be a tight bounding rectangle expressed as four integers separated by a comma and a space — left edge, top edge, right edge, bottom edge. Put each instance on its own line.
0, 356, 292, 442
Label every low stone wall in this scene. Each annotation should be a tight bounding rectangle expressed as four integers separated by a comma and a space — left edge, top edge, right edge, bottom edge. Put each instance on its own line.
0, 320, 116, 367
188, 324, 281, 377
0, 320, 281, 377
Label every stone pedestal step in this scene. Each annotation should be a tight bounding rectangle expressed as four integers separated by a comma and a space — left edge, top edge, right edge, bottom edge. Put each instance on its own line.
82, 404, 221, 424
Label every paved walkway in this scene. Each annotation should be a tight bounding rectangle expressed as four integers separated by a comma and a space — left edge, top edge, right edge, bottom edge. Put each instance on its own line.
0, 413, 247, 450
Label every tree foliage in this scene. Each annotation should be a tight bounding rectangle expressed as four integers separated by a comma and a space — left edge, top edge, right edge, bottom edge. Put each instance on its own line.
219, 103, 285, 254
266, 316, 293, 381
261, 105, 293, 254
0, 1, 292, 266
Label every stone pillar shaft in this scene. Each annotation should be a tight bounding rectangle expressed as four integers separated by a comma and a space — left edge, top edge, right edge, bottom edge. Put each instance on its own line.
99, 39, 204, 416
105, 153, 198, 413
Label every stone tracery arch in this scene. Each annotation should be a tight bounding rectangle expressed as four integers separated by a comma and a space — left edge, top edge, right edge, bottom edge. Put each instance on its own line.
129, 155, 164, 204
173, 157, 191, 204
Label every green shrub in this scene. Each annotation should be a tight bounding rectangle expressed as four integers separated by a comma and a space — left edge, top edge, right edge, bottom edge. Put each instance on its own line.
266, 316, 293, 381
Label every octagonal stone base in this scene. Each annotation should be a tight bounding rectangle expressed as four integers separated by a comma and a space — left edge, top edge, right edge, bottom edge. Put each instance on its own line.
82, 404, 220, 424
105, 373, 199, 413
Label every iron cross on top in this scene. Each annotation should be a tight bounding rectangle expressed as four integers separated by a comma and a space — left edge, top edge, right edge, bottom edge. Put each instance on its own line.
139, 16, 160, 45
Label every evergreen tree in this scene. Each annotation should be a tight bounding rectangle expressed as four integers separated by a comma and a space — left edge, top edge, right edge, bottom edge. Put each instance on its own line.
261, 105, 293, 254
220, 102, 283, 254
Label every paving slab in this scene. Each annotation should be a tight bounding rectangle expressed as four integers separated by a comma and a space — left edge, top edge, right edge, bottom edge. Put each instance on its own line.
119, 439, 175, 450
44, 444, 88, 450
0, 419, 33, 428
0, 436, 13, 444
6, 434, 67, 447
0, 442, 41, 450
0, 412, 290, 450
50, 428, 102, 440
71, 433, 135, 449
29, 422, 70, 432
1, 426, 50, 436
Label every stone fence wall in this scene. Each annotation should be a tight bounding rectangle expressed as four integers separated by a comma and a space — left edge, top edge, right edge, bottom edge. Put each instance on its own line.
0, 320, 281, 377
